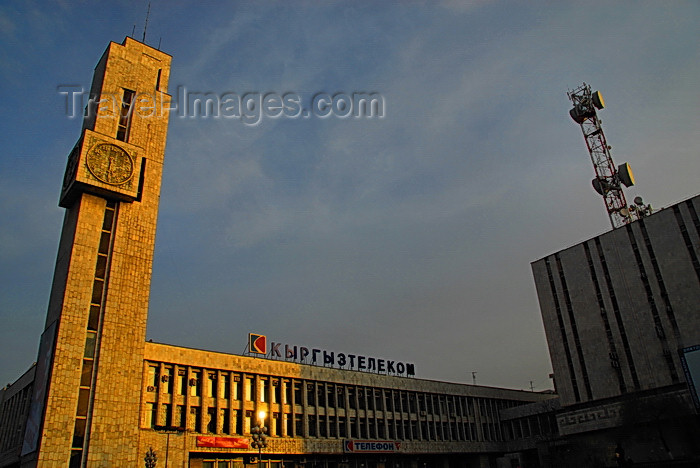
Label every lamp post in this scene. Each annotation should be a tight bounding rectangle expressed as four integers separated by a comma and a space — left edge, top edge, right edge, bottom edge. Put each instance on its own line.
251, 410, 268, 467
144, 447, 157, 468
153, 425, 186, 467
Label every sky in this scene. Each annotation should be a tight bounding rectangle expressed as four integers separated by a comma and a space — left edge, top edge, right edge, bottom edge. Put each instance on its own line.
1, 1, 698, 391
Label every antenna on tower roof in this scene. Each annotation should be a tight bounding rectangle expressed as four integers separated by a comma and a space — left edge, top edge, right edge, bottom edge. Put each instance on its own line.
566, 83, 653, 228
131, 24, 136, 38
142, 2, 151, 43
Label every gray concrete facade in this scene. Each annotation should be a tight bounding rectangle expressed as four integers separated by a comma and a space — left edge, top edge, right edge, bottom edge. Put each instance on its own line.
532, 194, 700, 409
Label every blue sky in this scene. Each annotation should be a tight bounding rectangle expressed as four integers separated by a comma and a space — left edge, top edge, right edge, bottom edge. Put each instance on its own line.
1, 1, 698, 390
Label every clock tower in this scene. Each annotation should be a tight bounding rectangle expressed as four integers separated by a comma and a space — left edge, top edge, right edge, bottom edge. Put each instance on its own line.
23, 37, 171, 467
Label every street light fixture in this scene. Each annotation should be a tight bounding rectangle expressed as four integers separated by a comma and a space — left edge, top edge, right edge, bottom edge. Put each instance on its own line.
144, 447, 157, 468
153, 425, 186, 467
251, 410, 268, 467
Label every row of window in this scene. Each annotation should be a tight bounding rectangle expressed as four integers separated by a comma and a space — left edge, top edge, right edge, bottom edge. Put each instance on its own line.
502, 413, 556, 441
145, 363, 523, 419
144, 403, 507, 443
70, 201, 118, 468
144, 362, 531, 443
0, 384, 33, 452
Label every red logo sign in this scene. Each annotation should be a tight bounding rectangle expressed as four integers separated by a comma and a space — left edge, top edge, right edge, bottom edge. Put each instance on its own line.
249, 333, 267, 354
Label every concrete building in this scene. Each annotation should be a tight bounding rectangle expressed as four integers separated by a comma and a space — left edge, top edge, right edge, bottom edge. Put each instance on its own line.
532, 194, 700, 465
0, 37, 555, 468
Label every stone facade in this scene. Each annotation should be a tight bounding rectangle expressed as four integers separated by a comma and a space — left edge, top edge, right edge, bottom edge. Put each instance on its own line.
136, 343, 553, 466
19, 37, 171, 467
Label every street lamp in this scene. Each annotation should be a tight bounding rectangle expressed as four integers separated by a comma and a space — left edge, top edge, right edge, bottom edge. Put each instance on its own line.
144, 447, 157, 468
154, 425, 186, 467
251, 410, 268, 467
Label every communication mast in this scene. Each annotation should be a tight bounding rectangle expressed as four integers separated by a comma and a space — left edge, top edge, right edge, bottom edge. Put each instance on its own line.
567, 83, 651, 228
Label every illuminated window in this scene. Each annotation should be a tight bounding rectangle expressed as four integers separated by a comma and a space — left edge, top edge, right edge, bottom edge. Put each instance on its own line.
190, 371, 201, 396
145, 402, 156, 428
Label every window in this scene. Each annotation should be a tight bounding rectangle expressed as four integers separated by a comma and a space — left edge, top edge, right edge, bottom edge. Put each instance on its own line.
222, 374, 230, 399
246, 377, 255, 401
319, 415, 327, 438
274, 412, 282, 435
208, 373, 217, 398
308, 415, 317, 437
349, 417, 356, 438
163, 404, 173, 426
326, 384, 335, 407
273, 380, 281, 403
87, 305, 100, 332
317, 384, 326, 406
147, 365, 158, 389
348, 387, 356, 409
338, 417, 346, 438
295, 414, 303, 437
235, 410, 243, 435
337, 386, 345, 408
76, 388, 90, 417
190, 371, 201, 396
233, 374, 242, 400
84, 332, 97, 359
207, 408, 216, 433
329, 416, 337, 438
177, 405, 186, 428
284, 380, 292, 404
409, 393, 417, 413
245, 410, 253, 433
307, 383, 315, 406
177, 370, 186, 395
145, 402, 157, 428
116, 89, 135, 141
192, 407, 202, 432
285, 413, 293, 436
261, 378, 269, 402
80, 360, 93, 387
163, 367, 173, 394
294, 381, 302, 405
72, 418, 86, 449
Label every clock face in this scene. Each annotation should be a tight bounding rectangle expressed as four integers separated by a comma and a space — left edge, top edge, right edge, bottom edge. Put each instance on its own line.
85, 143, 134, 186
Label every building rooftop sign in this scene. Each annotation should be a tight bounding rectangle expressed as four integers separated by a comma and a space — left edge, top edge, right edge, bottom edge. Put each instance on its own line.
248, 333, 415, 377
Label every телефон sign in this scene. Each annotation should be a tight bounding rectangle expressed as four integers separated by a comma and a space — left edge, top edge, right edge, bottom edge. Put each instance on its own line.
344, 440, 401, 453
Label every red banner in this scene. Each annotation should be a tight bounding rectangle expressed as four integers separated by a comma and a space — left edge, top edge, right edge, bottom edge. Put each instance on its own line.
196, 436, 250, 449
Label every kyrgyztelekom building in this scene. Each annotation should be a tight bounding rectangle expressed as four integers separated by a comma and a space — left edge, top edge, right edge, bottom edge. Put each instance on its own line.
0, 38, 553, 468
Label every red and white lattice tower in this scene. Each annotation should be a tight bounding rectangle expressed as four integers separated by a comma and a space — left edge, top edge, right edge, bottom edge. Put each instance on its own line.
567, 83, 642, 229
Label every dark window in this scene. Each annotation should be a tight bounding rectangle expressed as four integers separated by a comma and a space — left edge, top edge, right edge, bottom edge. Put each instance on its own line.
116, 89, 135, 141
